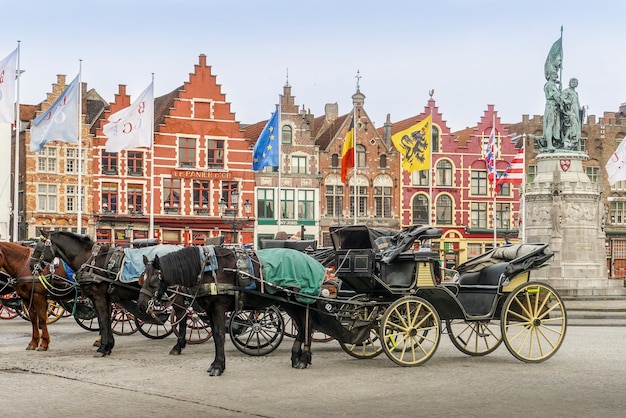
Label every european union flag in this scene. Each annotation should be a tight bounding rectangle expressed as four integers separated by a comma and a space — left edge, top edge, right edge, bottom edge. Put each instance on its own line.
252, 110, 279, 171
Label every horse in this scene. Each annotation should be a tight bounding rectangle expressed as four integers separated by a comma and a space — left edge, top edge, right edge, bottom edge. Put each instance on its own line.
137, 246, 372, 376
39, 230, 193, 357
0, 240, 77, 350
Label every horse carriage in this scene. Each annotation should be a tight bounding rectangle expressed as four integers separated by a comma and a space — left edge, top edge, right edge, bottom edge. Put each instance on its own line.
330, 224, 567, 365
137, 223, 566, 376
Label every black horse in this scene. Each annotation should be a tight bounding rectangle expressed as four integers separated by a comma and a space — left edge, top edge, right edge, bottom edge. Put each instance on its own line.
138, 246, 371, 376
40, 230, 191, 356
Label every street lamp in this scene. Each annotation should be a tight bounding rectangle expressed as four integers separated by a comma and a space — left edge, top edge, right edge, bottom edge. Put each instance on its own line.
219, 191, 252, 244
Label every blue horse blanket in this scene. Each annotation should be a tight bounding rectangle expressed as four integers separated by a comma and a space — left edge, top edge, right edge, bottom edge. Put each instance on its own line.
120, 245, 183, 283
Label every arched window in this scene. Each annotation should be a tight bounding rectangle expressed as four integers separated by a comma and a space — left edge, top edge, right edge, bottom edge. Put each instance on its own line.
436, 195, 452, 225
380, 154, 387, 168
436, 160, 453, 186
281, 125, 292, 144
412, 194, 429, 225
356, 144, 366, 168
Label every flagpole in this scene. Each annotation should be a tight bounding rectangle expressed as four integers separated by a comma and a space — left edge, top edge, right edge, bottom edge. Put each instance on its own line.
429, 98, 433, 226
277, 103, 282, 235
492, 114, 497, 248
77, 61, 83, 235
12, 42, 21, 242
521, 135, 527, 243
149, 73, 155, 239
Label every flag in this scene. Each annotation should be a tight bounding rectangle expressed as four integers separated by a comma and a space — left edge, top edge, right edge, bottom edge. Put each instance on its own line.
104, 82, 154, 153
30, 74, 80, 152
390, 114, 432, 173
252, 109, 279, 171
544, 31, 563, 80
0, 48, 18, 124
606, 137, 626, 185
497, 146, 525, 191
340, 117, 355, 183
484, 127, 498, 184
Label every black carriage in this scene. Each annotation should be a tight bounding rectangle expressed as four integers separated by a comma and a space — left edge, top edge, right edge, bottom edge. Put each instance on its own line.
329, 224, 567, 366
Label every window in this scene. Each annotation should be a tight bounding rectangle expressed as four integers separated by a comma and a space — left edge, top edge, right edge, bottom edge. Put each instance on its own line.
331, 154, 339, 168
179, 137, 196, 168
431, 125, 440, 153
127, 184, 143, 214
281, 189, 295, 219
412, 194, 429, 225
411, 170, 429, 186
37, 184, 57, 212
193, 180, 210, 211
528, 165, 537, 183
291, 156, 307, 174
65, 149, 85, 174
298, 190, 315, 220
207, 138, 224, 169
497, 170, 511, 196
467, 243, 483, 259
374, 186, 392, 218
471, 170, 488, 196
257, 189, 275, 219
37, 147, 57, 173
586, 166, 600, 183
163, 178, 181, 213
436, 195, 452, 225
436, 160, 452, 186
349, 186, 367, 217
102, 183, 118, 213
470, 202, 488, 228
610, 201, 626, 225
221, 182, 238, 207
102, 152, 118, 175
66, 185, 84, 213
356, 145, 366, 168
496, 203, 510, 229
127, 151, 143, 176
579, 136, 587, 153
325, 185, 343, 217
380, 154, 387, 168
281, 125, 292, 144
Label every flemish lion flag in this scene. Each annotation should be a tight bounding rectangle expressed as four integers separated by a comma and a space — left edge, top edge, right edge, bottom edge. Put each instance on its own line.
391, 115, 432, 173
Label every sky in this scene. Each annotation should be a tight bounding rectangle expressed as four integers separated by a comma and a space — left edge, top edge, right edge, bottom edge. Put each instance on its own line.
3, 0, 626, 133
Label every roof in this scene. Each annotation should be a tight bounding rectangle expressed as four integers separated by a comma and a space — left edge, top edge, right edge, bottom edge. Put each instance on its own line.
314, 113, 350, 151
154, 85, 183, 128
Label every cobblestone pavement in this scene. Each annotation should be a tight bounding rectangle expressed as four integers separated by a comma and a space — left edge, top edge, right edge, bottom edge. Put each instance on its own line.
0, 316, 624, 417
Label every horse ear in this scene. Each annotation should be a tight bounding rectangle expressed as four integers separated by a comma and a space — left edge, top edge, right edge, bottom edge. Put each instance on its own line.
142, 255, 150, 266
153, 255, 160, 269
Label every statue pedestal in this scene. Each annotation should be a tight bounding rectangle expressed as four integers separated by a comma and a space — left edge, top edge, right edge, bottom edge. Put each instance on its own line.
524, 152, 626, 296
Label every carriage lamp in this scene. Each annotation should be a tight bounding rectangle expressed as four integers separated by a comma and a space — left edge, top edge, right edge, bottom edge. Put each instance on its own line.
219, 191, 252, 244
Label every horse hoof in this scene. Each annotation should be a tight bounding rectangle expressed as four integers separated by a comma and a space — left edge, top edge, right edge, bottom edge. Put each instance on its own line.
207, 366, 224, 376
36, 346, 49, 352
26, 345, 36, 351
169, 348, 182, 355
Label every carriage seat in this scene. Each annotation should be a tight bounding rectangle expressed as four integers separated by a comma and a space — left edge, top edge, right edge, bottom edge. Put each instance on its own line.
458, 262, 508, 288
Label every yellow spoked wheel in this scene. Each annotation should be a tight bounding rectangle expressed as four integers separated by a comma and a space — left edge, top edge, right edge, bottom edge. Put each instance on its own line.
446, 319, 502, 356
46, 300, 66, 324
380, 297, 440, 366
339, 294, 384, 359
501, 282, 567, 363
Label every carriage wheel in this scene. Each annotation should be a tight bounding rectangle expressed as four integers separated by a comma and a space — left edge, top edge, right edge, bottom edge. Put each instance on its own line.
229, 306, 284, 356
72, 298, 100, 331
172, 302, 213, 344
339, 294, 384, 359
111, 304, 138, 335
380, 297, 440, 367
74, 316, 100, 331
446, 319, 502, 356
0, 294, 19, 319
46, 301, 66, 324
501, 282, 567, 363
280, 308, 334, 342
135, 304, 175, 339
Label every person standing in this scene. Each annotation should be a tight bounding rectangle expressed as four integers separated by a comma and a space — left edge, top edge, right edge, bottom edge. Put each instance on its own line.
543, 71, 561, 150
561, 77, 582, 150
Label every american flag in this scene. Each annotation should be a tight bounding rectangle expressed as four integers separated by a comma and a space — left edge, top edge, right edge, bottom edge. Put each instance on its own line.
484, 128, 497, 184
497, 146, 525, 191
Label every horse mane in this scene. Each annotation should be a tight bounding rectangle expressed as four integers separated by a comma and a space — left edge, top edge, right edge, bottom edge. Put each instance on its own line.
159, 246, 203, 287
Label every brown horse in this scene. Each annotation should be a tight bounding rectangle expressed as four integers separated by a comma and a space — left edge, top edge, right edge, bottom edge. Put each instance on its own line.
138, 246, 372, 376
0, 240, 76, 351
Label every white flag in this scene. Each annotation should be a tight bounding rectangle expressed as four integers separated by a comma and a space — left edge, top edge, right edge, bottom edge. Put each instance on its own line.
103, 82, 154, 153
606, 137, 626, 185
30, 74, 80, 152
0, 48, 18, 124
